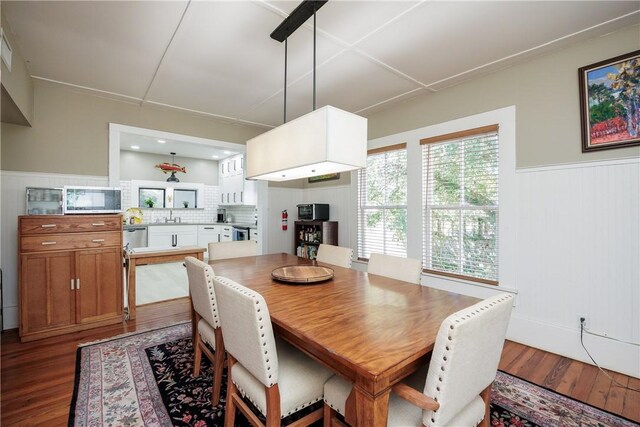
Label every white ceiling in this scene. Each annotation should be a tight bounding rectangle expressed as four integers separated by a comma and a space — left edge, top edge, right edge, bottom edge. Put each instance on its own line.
4, 0, 640, 133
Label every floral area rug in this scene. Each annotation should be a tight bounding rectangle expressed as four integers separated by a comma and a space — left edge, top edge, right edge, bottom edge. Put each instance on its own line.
69, 323, 638, 427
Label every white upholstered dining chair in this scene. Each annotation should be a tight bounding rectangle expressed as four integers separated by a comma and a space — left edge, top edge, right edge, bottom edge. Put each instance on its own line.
367, 253, 423, 284
213, 276, 334, 427
316, 244, 353, 268
184, 256, 225, 406
208, 240, 257, 261
323, 293, 514, 427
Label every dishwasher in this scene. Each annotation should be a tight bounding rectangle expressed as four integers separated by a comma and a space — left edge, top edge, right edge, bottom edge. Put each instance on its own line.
123, 226, 148, 249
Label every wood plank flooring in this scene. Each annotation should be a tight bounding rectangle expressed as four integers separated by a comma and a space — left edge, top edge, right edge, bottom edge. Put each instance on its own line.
2, 298, 638, 426
499, 340, 640, 423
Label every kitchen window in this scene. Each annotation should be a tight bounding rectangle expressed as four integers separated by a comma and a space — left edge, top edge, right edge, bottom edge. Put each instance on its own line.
139, 188, 166, 209
357, 144, 407, 260
421, 125, 499, 284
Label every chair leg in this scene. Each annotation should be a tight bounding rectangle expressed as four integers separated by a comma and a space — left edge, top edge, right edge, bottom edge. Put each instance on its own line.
224, 356, 238, 427
323, 403, 347, 427
323, 403, 331, 427
211, 328, 225, 406
265, 384, 281, 427
193, 331, 202, 377
480, 384, 492, 427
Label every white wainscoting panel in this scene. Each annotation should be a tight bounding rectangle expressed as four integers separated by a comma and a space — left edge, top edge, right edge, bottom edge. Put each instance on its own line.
266, 187, 303, 255
0, 171, 109, 330
303, 184, 354, 250
509, 159, 639, 377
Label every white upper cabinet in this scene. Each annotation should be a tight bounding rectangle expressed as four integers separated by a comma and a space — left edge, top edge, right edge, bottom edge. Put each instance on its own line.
219, 154, 255, 206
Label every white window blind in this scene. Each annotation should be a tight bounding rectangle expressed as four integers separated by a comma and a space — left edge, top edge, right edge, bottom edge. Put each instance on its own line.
421, 125, 499, 284
357, 144, 407, 260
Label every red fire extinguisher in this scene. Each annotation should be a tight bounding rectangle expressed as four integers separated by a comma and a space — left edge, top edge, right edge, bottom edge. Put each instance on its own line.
281, 210, 288, 231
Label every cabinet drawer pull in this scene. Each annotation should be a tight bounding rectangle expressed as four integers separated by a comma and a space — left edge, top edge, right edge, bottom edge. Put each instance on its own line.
76, 279, 80, 289
92, 222, 106, 226
71, 279, 75, 290
204, 227, 215, 230
41, 224, 57, 228
92, 239, 105, 243
41, 241, 57, 246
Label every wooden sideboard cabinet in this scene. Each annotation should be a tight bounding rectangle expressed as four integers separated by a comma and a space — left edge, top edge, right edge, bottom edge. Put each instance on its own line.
18, 215, 124, 342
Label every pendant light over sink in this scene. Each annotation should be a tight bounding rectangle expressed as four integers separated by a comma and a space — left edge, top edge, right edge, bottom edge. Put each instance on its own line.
155, 152, 186, 182
246, 0, 367, 181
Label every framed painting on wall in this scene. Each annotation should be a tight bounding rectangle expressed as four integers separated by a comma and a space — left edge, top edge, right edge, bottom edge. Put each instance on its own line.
308, 173, 340, 183
579, 50, 640, 152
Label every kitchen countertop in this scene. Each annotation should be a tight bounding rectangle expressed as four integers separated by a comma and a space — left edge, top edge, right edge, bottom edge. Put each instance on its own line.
123, 222, 257, 230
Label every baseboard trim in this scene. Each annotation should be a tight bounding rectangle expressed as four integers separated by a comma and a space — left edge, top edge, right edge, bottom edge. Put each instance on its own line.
3, 306, 18, 330
507, 315, 640, 378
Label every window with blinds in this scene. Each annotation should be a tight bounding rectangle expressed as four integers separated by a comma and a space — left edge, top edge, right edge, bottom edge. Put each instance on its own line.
357, 144, 407, 260
421, 125, 499, 284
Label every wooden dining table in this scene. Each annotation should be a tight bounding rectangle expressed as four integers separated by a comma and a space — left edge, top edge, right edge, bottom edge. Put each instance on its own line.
209, 253, 479, 427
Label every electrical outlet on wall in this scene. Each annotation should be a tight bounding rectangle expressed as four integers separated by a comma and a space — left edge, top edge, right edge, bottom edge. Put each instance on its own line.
578, 315, 587, 329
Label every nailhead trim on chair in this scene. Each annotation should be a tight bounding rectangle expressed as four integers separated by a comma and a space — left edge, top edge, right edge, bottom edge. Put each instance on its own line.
216, 277, 276, 386
203, 265, 220, 326
427, 294, 513, 427
219, 274, 323, 418
233, 378, 323, 418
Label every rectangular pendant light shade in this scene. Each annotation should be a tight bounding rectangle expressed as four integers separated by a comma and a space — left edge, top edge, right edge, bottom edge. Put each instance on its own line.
246, 106, 367, 181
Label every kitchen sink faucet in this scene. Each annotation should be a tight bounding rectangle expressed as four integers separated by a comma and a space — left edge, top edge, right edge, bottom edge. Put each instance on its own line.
165, 209, 181, 223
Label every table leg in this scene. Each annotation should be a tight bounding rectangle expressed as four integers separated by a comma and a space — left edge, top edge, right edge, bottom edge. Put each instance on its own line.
128, 260, 137, 320
353, 386, 390, 427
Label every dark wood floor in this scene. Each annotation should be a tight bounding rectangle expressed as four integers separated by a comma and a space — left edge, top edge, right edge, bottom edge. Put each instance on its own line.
2, 298, 639, 426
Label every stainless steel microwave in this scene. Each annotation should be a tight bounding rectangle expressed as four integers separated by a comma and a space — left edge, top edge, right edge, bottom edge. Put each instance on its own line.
297, 203, 329, 221
63, 186, 122, 214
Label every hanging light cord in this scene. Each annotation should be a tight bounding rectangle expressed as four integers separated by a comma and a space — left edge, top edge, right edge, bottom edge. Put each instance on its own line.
284, 38, 288, 123
313, 6, 317, 111
579, 321, 640, 392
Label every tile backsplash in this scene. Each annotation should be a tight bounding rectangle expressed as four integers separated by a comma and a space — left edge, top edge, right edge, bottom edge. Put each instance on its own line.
120, 181, 255, 224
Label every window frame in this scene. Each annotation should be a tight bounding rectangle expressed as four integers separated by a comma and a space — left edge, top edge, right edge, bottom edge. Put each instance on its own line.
421, 125, 500, 285
357, 143, 408, 261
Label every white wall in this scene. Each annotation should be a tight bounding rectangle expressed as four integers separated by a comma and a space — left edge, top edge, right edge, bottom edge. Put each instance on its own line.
302, 184, 353, 249
0, 171, 109, 329
265, 187, 303, 255
509, 158, 639, 377
120, 151, 219, 185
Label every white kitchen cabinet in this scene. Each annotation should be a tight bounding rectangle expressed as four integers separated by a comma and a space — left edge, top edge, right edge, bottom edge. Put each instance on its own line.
197, 225, 220, 259
219, 154, 256, 206
219, 225, 233, 242
148, 225, 198, 248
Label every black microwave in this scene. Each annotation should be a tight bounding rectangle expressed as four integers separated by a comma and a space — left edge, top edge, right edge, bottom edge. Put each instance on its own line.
297, 204, 329, 221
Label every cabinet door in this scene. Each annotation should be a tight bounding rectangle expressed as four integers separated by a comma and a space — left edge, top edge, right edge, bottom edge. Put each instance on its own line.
233, 173, 246, 205
198, 226, 220, 258
243, 177, 257, 205
219, 175, 227, 204
148, 228, 174, 247
76, 248, 122, 324
177, 229, 198, 246
20, 252, 75, 334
